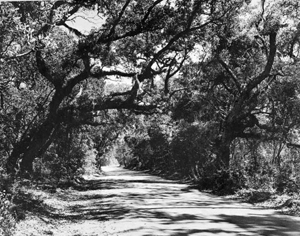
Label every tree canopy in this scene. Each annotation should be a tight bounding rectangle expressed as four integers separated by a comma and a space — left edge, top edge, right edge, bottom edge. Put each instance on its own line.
1, 0, 300, 183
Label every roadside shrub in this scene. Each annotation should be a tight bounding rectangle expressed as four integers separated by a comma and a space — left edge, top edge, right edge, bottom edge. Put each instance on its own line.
33, 127, 85, 186
114, 137, 134, 167
275, 165, 299, 194
0, 162, 16, 235
121, 125, 171, 171
273, 148, 300, 194
0, 190, 16, 236
198, 167, 247, 195
147, 126, 170, 170
231, 139, 300, 194
170, 121, 218, 178
34, 144, 85, 185
129, 138, 151, 169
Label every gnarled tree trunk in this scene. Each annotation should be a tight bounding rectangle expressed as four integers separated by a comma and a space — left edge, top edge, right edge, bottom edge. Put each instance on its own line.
5, 79, 72, 175
6, 103, 62, 176
215, 132, 233, 169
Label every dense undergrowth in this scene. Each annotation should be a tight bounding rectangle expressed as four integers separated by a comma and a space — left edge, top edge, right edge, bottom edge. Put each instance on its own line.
1, 119, 300, 236
0, 127, 98, 236
111, 117, 300, 212
2, 118, 300, 236
115, 125, 300, 216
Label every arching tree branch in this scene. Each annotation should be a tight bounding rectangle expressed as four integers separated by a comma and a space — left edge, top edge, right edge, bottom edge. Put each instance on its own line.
245, 30, 277, 94
218, 56, 241, 93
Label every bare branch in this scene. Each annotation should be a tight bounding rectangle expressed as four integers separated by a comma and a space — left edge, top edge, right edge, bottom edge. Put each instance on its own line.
35, 50, 57, 86
126, 74, 140, 104
254, 35, 269, 57
143, 20, 214, 79
288, 23, 300, 59
186, 0, 202, 28
73, 96, 157, 115
99, 0, 163, 44
245, 31, 277, 94
287, 143, 300, 149
164, 53, 188, 94
168, 88, 187, 100
141, 0, 164, 25
2, 49, 34, 60
107, 0, 132, 38
218, 56, 241, 93
57, 22, 84, 37
90, 69, 136, 78
37, 2, 81, 37
109, 90, 132, 97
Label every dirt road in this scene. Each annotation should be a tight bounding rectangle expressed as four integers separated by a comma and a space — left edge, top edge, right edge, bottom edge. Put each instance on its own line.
16, 166, 300, 236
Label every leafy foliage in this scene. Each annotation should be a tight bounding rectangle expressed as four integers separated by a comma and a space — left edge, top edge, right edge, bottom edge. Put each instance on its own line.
2, 1, 300, 225
33, 126, 86, 185
0, 191, 16, 236
170, 122, 217, 177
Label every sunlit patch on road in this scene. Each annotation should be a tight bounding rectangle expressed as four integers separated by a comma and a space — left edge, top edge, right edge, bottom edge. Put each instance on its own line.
15, 166, 300, 236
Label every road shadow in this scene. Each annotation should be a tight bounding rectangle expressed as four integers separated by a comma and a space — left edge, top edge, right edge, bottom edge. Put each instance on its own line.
32, 166, 300, 235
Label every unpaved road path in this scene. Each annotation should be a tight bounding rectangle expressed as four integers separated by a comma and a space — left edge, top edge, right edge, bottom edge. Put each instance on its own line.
17, 166, 300, 236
